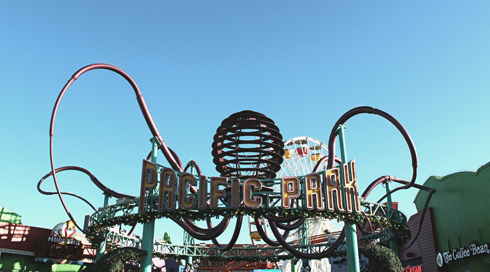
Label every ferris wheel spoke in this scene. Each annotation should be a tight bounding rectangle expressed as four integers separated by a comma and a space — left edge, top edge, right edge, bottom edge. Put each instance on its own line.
284, 158, 296, 177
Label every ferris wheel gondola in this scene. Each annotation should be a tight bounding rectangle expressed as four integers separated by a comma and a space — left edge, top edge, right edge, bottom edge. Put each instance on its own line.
279, 137, 329, 177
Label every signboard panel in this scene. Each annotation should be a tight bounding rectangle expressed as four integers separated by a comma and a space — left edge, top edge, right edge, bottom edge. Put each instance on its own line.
35, 221, 85, 262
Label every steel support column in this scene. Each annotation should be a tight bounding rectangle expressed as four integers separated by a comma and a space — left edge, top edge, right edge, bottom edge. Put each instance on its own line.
385, 181, 399, 257
95, 237, 106, 261
337, 125, 360, 272
96, 194, 110, 261
140, 138, 159, 272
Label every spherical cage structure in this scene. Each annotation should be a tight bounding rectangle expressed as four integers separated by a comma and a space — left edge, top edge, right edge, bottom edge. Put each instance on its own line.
212, 110, 285, 179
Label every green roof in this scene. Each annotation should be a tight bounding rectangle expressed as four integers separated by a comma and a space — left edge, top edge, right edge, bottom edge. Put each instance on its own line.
0, 206, 22, 224
413, 161, 490, 253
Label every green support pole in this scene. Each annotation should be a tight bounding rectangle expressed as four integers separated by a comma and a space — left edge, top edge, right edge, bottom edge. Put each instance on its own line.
337, 126, 360, 272
302, 259, 309, 271
103, 194, 109, 207
184, 231, 193, 268
385, 181, 400, 257
96, 194, 110, 261
95, 238, 106, 261
184, 166, 196, 267
291, 258, 296, 272
140, 138, 159, 272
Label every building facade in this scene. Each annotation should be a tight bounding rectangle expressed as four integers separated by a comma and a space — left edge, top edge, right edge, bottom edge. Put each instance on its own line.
0, 207, 95, 272
413, 162, 490, 271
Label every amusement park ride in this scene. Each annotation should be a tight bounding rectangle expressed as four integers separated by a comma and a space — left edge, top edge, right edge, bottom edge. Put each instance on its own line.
38, 64, 436, 272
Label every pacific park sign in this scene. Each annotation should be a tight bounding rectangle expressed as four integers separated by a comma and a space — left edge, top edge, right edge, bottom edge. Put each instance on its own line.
139, 159, 361, 216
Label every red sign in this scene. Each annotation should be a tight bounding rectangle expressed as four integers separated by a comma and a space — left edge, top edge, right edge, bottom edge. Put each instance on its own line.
35, 221, 84, 261
404, 265, 422, 272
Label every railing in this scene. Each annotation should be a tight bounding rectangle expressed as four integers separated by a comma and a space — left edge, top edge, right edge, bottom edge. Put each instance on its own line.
90, 177, 408, 262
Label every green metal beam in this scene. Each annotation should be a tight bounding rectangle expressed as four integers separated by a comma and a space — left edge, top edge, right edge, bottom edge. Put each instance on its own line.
337, 125, 360, 272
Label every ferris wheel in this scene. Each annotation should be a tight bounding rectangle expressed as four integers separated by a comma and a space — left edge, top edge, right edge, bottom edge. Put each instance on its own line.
278, 137, 329, 177
248, 136, 340, 271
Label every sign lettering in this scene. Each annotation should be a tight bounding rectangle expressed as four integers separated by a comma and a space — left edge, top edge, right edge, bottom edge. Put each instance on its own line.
139, 160, 360, 214
437, 243, 490, 266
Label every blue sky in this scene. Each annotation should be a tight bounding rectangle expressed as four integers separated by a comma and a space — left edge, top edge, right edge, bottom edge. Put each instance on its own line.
2, 1, 490, 245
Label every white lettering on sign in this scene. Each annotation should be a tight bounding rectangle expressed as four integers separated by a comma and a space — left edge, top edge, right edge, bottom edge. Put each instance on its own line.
47, 236, 81, 245
437, 243, 490, 266
470, 243, 490, 255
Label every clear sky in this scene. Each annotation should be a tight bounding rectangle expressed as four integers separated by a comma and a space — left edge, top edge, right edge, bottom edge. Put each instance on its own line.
2, 1, 490, 246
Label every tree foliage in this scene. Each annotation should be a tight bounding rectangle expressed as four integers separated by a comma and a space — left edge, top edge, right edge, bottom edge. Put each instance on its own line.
82, 247, 147, 272
359, 243, 403, 272
163, 232, 172, 244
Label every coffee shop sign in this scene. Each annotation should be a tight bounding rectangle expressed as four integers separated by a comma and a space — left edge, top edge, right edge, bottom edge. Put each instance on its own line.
437, 243, 490, 267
